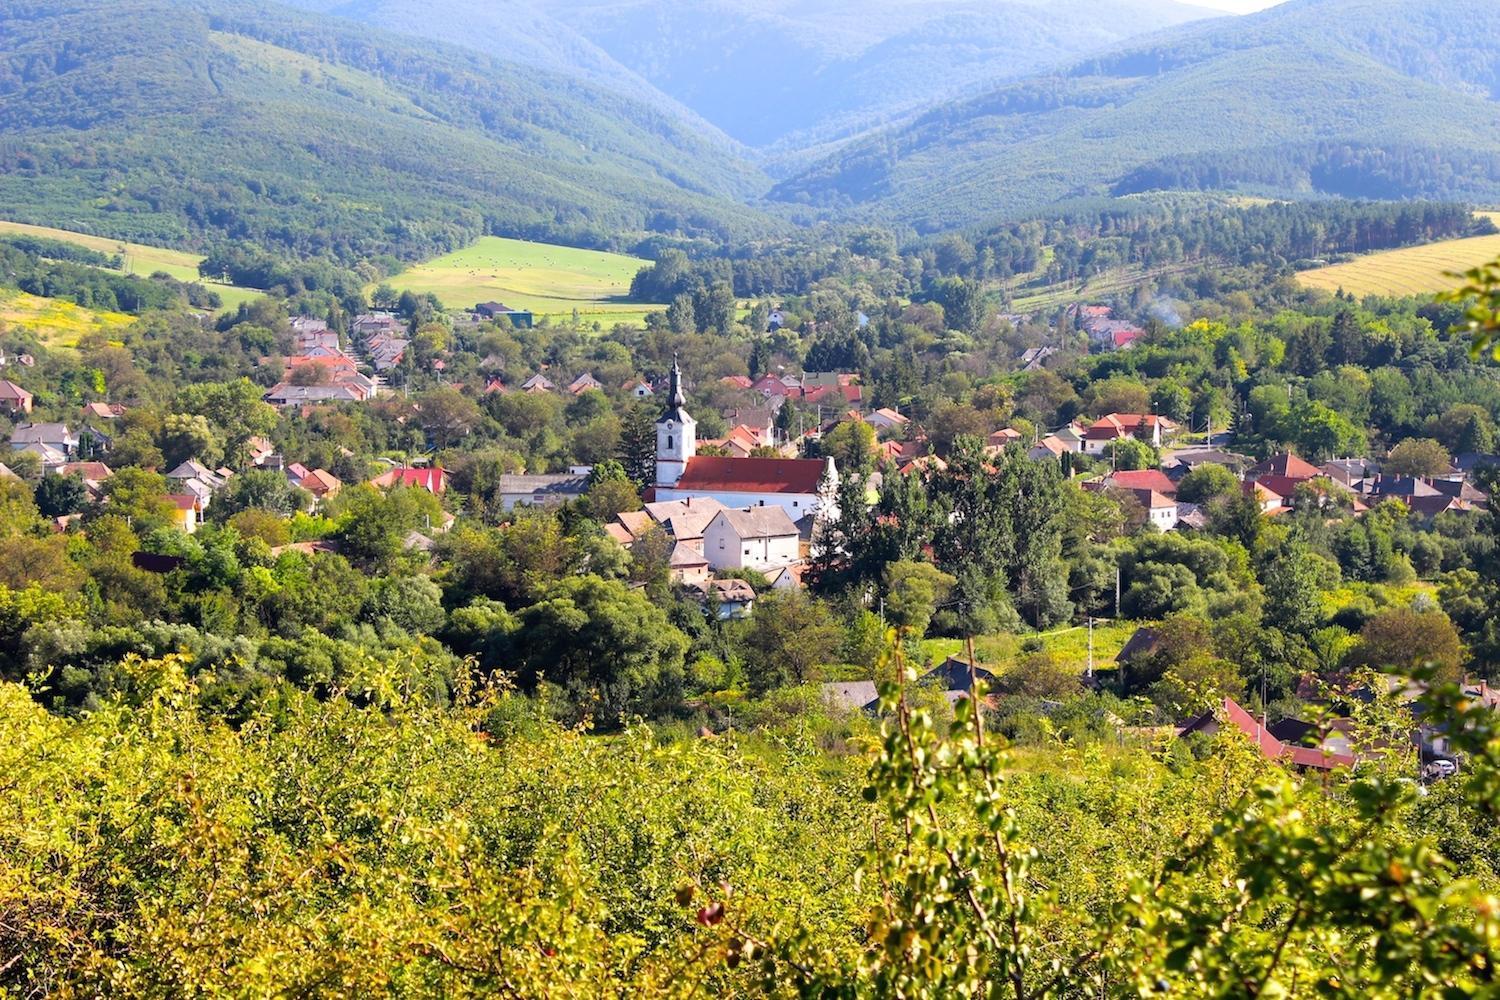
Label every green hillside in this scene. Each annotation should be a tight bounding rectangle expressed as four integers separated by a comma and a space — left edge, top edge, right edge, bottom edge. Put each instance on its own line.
285, 0, 1216, 151
0, 220, 263, 310
0, 0, 779, 266
771, 0, 1500, 231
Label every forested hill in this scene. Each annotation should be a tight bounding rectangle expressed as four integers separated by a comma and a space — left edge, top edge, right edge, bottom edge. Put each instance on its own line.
285, 0, 1219, 152
770, 0, 1500, 231
0, 0, 780, 265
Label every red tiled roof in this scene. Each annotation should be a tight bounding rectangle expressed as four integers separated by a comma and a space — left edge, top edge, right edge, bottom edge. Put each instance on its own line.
1251, 452, 1321, 479
1256, 474, 1313, 499
672, 456, 827, 494
372, 466, 447, 493
1108, 470, 1177, 496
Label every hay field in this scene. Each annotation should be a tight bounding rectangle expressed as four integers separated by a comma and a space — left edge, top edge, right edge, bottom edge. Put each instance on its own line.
0, 220, 262, 310
386, 236, 664, 327
1297, 212, 1500, 299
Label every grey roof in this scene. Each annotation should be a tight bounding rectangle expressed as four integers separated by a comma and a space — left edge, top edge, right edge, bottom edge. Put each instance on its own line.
822, 680, 879, 713
497, 474, 588, 496
714, 506, 799, 539
264, 385, 362, 403
10, 423, 73, 444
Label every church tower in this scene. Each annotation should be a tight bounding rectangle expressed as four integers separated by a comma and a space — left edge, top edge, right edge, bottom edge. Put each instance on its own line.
656, 356, 696, 488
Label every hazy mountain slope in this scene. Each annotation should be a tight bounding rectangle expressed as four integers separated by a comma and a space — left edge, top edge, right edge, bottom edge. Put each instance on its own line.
770, 0, 1500, 231
286, 0, 1218, 150
0, 0, 777, 263
279, 0, 729, 139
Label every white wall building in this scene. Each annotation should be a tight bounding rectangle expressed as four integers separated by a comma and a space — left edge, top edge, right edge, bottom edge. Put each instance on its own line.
654, 359, 837, 523
703, 507, 801, 572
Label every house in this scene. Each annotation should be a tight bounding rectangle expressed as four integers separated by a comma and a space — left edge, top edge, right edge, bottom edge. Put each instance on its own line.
705, 578, 756, 620
351, 312, 401, 338
263, 384, 368, 407
1081, 414, 1177, 455
720, 375, 754, 390
767, 563, 807, 591
1052, 423, 1087, 454
370, 466, 447, 494
1019, 346, 1056, 372
10, 423, 78, 459
987, 428, 1023, 450
55, 462, 112, 502
167, 459, 227, 492
1029, 436, 1068, 461
1164, 448, 1254, 477
299, 469, 343, 500
922, 657, 999, 706
653, 359, 839, 523
634, 496, 727, 553
166, 494, 201, 535
474, 302, 534, 329
521, 373, 555, 394
1321, 458, 1375, 487
1248, 452, 1322, 481
668, 544, 712, 587
0, 379, 32, 416
81, 401, 126, 421
1101, 469, 1178, 498
1178, 697, 1355, 772
12, 441, 67, 469
568, 373, 603, 395
822, 680, 880, 713
1132, 488, 1180, 531
0, 463, 18, 481
494, 473, 589, 511
1116, 627, 1163, 666
865, 408, 909, 432
703, 506, 800, 572
1244, 480, 1287, 513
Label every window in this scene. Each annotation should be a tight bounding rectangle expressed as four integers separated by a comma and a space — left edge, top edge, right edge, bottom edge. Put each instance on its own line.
667, 435, 674, 450
792, 501, 799, 508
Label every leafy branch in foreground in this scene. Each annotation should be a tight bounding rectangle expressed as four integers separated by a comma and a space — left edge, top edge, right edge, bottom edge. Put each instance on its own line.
688, 636, 1500, 996
1443, 257, 1500, 358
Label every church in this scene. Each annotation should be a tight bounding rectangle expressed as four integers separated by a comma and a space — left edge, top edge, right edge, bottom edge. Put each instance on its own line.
652, 358, 838, 523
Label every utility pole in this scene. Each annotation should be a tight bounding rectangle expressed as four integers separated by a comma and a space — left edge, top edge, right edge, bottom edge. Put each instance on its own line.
1087, 616, 1094, 679
1115, 566, 1122, 618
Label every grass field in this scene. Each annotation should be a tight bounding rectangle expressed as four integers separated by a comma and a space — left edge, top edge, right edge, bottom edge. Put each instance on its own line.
0, 288, 135, 349
386, 236, 664, 327
1296, 212, 1500, 299
0, 220, 262, 311
922, 618, 1141, 676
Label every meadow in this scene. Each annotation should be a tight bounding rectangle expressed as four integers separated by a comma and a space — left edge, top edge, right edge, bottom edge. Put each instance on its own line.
1296, 212, 1500, 298
0, 220, 262, 311
385, 237, 665, 327
0, 288, 135, 349
923, 617, 1141, 677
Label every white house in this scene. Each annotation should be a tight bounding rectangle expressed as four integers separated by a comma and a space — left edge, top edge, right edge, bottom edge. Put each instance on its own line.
10, 423, 78, 459
495, 473, 589, 512
703, 506, 801, 572
654, 359, 838, 522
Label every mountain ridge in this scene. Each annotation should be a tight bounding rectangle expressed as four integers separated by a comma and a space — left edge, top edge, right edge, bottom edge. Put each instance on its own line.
769, 0, 1500, 230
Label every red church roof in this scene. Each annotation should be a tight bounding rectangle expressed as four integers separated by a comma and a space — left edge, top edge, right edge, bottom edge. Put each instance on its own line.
672, 456, 828, 494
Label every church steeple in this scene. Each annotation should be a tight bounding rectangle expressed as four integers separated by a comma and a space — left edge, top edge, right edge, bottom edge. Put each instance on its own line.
655, 355, 696, 488
662, 354, 689, 422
